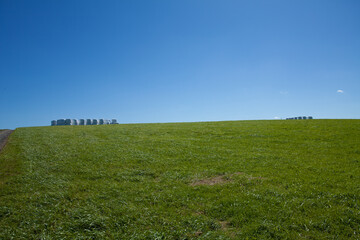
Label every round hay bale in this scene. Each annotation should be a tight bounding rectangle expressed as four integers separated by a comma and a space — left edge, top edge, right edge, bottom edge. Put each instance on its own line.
57, 119, 65, 125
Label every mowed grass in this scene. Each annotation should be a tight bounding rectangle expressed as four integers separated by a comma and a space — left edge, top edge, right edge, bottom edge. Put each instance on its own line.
0, 120, 359, 239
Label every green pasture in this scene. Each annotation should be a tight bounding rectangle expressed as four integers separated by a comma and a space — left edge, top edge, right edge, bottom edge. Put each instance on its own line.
0, 120, 359, 239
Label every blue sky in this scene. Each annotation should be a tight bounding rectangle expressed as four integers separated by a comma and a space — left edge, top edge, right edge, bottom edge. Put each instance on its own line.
1, 0, 359, 129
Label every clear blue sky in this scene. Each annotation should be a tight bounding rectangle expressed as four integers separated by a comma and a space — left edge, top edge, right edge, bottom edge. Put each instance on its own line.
1, 0, 359, 129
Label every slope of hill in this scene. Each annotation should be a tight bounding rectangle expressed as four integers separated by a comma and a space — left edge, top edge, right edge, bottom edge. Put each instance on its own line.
0, 120, 359, 239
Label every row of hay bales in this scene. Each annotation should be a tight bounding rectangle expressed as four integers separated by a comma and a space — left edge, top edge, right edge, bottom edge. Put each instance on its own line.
51, 119, 118, 126
286, 116, 313, 120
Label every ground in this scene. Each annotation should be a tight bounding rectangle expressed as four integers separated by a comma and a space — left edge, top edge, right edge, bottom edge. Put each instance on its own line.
0, 120, 359, 239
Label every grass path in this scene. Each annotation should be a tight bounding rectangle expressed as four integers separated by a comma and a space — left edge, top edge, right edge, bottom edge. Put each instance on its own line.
0, 130, 13, 152
0, 120, 359, 239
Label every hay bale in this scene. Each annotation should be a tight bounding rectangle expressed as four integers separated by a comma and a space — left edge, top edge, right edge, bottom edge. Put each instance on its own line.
92, 119, 98, 125
57, 119, 65, 125
99, 119, 105, 125
79, 119, 85, 125
51, 120, 57, 126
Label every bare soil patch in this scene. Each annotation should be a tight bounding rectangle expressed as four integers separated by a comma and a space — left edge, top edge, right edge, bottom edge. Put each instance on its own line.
190, 172, 265, 186
219, 220, 230, 230
190, 175, 228, 186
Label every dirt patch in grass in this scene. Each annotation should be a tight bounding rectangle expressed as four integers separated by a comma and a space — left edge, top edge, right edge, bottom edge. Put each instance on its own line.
190, 172, 265, 186
190, 175, 228, 186
220, 220, 230, 230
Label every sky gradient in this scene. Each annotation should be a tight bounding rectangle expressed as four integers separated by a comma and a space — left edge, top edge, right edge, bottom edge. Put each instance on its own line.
1, 0, 360, 129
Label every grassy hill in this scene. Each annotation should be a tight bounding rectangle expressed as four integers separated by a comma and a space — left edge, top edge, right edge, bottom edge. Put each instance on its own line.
0, 120, 359, 239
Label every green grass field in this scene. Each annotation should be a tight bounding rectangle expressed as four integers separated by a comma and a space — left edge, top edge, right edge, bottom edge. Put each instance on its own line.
0, 120, 359, 239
